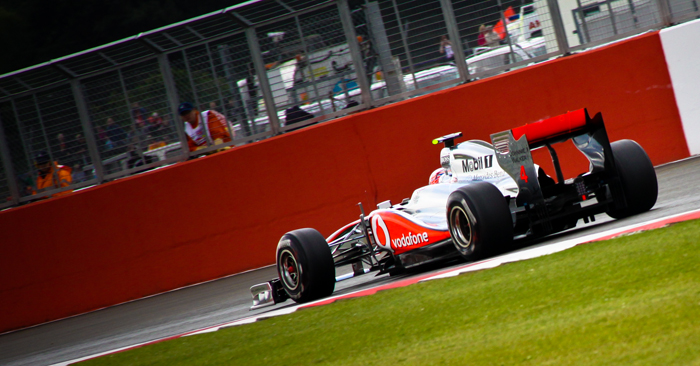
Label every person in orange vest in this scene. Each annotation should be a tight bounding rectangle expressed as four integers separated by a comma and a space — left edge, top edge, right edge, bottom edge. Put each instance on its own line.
178, 102, 233, 153
34, 151, 73, 198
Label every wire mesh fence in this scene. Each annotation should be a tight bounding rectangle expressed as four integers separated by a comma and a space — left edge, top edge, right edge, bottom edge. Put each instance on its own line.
452, 0, 552, 79
570, 0, 663, 45
0, 0, 695, 209
669, 0, 700, 21
368, 0, 458, 98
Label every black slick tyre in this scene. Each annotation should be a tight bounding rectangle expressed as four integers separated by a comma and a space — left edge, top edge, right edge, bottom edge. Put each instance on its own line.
447, 182, 513, 261
276, 228, 335, 303
607, 140, 658, 219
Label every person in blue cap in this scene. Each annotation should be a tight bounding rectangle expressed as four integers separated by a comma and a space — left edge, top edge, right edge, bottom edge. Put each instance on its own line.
178, 102, 232, 152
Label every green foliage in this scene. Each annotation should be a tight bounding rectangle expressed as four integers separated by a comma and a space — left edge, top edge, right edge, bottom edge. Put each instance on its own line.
83, 220, 700, 365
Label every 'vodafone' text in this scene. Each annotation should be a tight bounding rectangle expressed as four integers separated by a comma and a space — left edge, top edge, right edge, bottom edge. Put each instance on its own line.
392, 232, 429, 248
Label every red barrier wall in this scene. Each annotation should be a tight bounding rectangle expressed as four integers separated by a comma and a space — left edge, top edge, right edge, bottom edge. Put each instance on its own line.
0, 31, 688, 333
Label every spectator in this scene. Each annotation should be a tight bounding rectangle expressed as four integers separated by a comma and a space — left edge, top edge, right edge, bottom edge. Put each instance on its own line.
33, 151, 72, 198
209, 101, 222, 113
480, 25, 500, 47
96, 126, 108, 151
69, 134, 87, 162
131, 102, 148, 126
357, 35, 376, 84
17, 172, 35, 197
147, 112, 169, 141
225, 97, 250, 138
68, 134, 89, 181
54, 133, 70, 164
178, 102, 232, 153
245, 62, 259, 131
477, 25, 487, 46
147, 111, 161, 132
105, 117, 127, 149
438, 35, 454, 61
128, 116, 150, 152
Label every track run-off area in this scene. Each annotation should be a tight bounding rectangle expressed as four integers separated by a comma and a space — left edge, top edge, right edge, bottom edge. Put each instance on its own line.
1, 156, 699, 366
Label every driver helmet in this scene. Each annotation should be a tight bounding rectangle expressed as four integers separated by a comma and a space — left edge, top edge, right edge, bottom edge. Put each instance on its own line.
429, 168, 447, 185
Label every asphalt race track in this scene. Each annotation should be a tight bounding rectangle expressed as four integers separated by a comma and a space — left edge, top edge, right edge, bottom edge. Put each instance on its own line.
2, 156, 700, 366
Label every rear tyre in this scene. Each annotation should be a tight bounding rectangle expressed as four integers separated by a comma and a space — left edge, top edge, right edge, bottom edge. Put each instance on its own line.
447, 182, 513, 261
606, 140, 658, 219
276, 228, 335, 303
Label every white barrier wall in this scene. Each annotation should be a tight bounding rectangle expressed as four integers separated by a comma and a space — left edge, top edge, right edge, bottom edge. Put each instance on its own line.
660, 19, 700, 156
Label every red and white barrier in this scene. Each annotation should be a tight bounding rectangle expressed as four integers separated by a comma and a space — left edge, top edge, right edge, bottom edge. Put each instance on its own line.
660, 19, 700, 156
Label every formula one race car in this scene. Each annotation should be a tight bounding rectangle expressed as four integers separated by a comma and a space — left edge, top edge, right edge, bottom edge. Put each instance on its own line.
250, 108, 658, 309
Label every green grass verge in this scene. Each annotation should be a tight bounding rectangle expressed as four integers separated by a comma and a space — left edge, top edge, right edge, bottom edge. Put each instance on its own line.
83, 220, 700, 366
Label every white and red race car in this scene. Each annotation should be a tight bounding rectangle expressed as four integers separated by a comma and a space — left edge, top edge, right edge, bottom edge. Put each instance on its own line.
251, 108, 658, 308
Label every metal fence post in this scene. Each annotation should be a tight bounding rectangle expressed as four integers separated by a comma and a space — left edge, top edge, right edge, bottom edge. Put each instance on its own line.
365, 1, 404, 97
158, 53, 189, 161
547, 0, 571, 55
32, 95, 61, 189
337, 0, 373, 107
626, 0, 639, 28
205, 44, 234, 139
71, 79, 105, 183
0, 114, 20, 205
605, 0, 619, 36
245, 27, 281, 135
439, 0, 470, 83
218, 45, 253, 138
294, 16, 326, 112
182, 52, 201, 115
391, 0, 418, 85
575, 0, 592, 44
496, 0, 518, 64
10, 100, 33, 187
655, 0, 673, 26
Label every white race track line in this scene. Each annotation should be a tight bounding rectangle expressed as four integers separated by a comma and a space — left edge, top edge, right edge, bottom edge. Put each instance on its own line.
51, 208, 700, 366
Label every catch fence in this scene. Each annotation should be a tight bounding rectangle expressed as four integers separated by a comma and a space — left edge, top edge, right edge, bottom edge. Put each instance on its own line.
0, 0, 696, 208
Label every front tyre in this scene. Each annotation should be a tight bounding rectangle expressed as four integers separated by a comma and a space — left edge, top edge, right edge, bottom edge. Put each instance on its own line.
277, 228, 335, 303
447, 182, 513, 261
606, 140, 658, 219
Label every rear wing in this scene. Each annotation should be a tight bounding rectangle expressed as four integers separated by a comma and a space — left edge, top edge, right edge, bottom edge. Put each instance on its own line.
490, 108, 616, 207
511, 108, 590, 149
